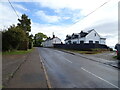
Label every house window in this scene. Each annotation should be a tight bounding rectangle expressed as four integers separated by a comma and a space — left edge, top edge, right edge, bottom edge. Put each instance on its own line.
68, 40, 71, 44
73, 41, 77, 44
95, 41, 99, 44
95, 33, 96, 36
89, 40, 93, 43
80, 41, 84, 44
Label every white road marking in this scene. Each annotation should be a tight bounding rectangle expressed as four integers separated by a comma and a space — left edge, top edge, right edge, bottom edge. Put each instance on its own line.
64, 58, 72, 63
81, 67, 120, 89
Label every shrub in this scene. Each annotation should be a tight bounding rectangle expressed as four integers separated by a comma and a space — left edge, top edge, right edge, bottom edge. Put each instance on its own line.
2, 25, 28, 51
109, 48, 113, 51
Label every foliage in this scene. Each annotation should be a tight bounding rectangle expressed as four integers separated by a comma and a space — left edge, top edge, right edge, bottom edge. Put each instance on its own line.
2, 25, 28, 51
29, 34, 33, 45
17, 14, 32, 49
2, 14, 33, 51
28, 34, 33, 49
34, 32, 47, 47
3, 48, 34, 55
109, 48, 113, 51
113, 56, 117, 59
17, 14, 31, 35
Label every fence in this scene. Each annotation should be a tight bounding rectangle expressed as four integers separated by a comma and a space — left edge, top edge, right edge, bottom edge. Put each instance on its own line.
54, 43, 109, 51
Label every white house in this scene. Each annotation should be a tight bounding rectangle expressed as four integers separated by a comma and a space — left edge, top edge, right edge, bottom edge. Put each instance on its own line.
42, 35, 62, 47
65, 29, 106, 45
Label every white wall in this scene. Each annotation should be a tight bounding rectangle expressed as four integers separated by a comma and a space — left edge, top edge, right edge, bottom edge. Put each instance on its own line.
65, 30, 106, 45
100, 39, 106, 44
53, 38, 61, 44
43, 37, 61, 47
71, 38, 79, 44
78, 37, 85, 43
85, 30, 100, 43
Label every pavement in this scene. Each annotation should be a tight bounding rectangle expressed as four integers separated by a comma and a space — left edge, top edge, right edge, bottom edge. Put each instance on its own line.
38, 47, 119, 88
3, 48, 48, 88
3, 53, 28, 87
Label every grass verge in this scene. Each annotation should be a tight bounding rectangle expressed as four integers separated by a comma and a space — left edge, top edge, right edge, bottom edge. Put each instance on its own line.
113, 56, 117, 59
2, 48, 34, 55
57, 48, 108, 54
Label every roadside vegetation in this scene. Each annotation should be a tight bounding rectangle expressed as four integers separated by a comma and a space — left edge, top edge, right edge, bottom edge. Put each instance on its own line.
113, 56, 117, 59
2, 48, 34, 55
59, 48, 110, 54
33, 33, 47, 47
2, 14, 33, 52
2, 13, 48, 55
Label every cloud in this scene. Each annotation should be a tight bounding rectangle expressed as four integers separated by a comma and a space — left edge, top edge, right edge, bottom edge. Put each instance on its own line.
35, 10, 61, 23
35, 0, 119, 17
13, 4, 28, 11
0, 2, 22, 30
30, 22, 68, 42
0, 0, 119, 47
62, 17, 71, 20
63, 0, 118, 46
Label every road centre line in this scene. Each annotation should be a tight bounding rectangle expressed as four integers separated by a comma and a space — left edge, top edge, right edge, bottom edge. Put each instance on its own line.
81, 67, 119, 89
64, 58, 72, 63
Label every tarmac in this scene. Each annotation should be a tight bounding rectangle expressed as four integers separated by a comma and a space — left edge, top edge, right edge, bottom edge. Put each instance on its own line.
3, 48, 48, 88
57, 49, 120, 70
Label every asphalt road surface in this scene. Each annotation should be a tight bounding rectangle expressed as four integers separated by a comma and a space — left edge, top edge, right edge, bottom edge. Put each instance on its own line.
38, 47, 120, 88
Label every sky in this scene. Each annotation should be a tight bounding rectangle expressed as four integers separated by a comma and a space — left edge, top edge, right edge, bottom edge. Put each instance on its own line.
0, 0, 119, 47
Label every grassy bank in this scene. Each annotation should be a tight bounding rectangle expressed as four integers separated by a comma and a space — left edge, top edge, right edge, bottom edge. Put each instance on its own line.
113, 56, 117, 59
57, 48, 109, 54
2, 48, 34, 55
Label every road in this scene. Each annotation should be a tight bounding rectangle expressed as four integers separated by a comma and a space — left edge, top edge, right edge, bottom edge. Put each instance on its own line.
38, 47, 119, 88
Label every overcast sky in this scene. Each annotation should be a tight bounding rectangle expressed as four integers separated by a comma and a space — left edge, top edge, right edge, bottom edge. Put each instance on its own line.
0, 0, 119, 46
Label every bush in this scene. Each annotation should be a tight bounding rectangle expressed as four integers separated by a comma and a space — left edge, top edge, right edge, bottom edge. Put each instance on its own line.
2, 25, 28, 51
109, 48, 113, 51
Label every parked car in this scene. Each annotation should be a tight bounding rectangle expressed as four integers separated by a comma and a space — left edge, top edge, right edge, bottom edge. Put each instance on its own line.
115, 44, 120, 60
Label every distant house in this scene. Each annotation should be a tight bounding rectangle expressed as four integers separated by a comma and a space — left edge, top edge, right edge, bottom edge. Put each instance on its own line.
42, 34, 62, 47
64, 29, 106, 45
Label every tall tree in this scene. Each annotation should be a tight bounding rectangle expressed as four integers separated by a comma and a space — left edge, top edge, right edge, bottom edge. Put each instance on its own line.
17, 14, 31, 35
34, 33, 47, 46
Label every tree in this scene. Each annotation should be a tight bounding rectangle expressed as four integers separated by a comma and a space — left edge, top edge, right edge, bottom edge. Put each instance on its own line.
28, 34, 33, 49
34, 33, 47, 47
17, 14, 31, 35
2, 25, 27, 51
17, 14, 33, 49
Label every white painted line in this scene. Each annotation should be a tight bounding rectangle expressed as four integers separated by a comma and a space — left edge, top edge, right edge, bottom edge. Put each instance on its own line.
64, 58, 72, 63
81, 67, 120, 89
38, 49, 52, 88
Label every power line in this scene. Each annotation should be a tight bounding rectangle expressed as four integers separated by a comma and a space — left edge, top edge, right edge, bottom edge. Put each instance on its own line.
70, 0, 111, 26
8, 0, 19, 18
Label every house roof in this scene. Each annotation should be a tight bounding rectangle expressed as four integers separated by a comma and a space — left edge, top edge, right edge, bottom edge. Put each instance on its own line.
79, 31, 88, 38
87, 29, 94, 33
100, 38, 106, 40
65, 30, 89, 41
45, 37, 61, 41
64, 29, 106, 41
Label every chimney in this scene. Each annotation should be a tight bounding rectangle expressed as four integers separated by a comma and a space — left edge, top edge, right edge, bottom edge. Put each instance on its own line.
53, 32, 55, 38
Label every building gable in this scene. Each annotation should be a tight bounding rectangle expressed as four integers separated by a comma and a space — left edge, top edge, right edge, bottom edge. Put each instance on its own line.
85, 30, 101, 44
65, 29, 106, 45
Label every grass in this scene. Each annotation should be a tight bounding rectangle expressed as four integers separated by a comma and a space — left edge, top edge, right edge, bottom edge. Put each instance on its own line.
65, 50, 101, 54
58, 48, 108, 55
113, 56, 117, 59
2, 48, 34, 55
